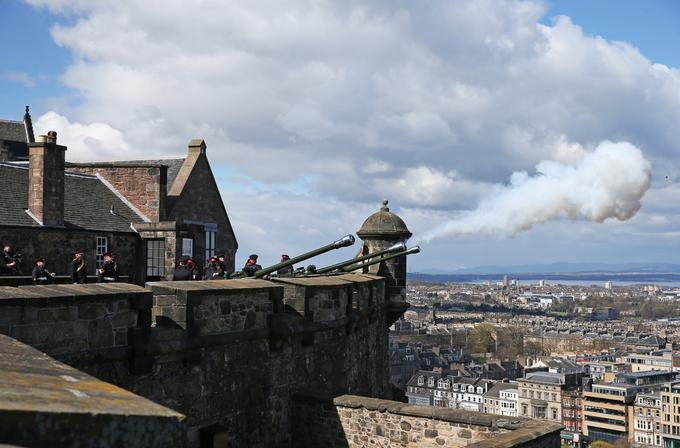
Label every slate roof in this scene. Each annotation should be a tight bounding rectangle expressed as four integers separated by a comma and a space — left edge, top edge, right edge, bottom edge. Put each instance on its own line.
0, 120, 27, 142
65, 159, 186, 194
0, 120, 29, 160
523, 372, 564, 385
0, 163, 143, 232
484, 383, 517, 398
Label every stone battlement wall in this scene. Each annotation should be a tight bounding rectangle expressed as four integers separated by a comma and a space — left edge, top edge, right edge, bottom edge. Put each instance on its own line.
0, 274, 390, 447
292, 394, 563, 448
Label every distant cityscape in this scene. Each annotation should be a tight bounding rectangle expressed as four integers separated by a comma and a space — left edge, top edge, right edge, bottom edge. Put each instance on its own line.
390, 278, 680, 447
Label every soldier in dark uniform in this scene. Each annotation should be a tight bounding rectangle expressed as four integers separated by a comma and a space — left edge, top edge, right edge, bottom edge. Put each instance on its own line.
187, 257, 200, 280
71, 249, 88, 284
97, 252, 119, 283
2, 245, 19, 275
277, 254, 294, 276
242, 254, 262, 276
32, 258, 55, 285
217, 254, 228, 275
203, 256, 223, 280
173, 257, 193, 281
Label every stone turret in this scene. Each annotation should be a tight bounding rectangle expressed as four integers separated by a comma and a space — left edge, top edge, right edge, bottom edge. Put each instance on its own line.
357, 199, 412, 301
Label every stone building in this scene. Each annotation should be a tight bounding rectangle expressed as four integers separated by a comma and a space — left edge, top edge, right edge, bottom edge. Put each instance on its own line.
517, 372, 582, 424
0, 105, 33, 161
483, 382, 518, 417
634, 391, 661, 447
0, 111, 237, 283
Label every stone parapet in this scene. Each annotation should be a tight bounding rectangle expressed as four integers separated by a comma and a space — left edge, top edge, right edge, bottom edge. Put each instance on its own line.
0, 333, 185, 448
292, 393, 564, 448
0, 284, 151, 360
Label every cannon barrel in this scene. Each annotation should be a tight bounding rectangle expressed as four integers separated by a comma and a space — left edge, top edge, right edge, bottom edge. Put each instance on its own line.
314, 242, 406, 274
250, 234, 356, 278
339, 246, 420, 273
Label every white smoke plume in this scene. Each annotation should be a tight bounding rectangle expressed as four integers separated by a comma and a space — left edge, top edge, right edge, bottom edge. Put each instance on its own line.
421, 141, 651, 242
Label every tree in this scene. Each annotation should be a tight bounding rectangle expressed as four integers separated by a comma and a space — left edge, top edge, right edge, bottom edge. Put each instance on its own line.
469, 323, 496, 354
590, 441, 614, 448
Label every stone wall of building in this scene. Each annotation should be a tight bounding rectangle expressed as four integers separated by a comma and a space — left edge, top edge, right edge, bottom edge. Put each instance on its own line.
291, 394, 564, 448
166, 152, 237, 270
68, 165, 167, 222
0, 226, 144, 283
0, 274, 390, 447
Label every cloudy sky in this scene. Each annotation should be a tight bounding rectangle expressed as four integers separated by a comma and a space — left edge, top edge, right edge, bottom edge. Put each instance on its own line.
1, 0, 680, 272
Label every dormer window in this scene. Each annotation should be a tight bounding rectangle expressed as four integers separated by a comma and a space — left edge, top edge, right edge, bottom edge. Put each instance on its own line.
418, 376, 424, 386
428, 377, 435, 387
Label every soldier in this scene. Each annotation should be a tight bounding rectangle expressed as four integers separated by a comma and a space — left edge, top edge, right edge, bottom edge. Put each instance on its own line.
187, 257, 200, 280
217, 254, 229, 276
97, 252, 119, 283
2, 245, 19, 275
32, 258, 55, 285
277, 254, 294, 276
242, 254, 262, 276
173, 257, 193, 281
203, 256, 223, 280
71, 249, 88, 284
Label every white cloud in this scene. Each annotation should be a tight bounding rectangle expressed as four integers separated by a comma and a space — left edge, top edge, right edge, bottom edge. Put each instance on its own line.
34, 111, 133, 161
20, 0, 680, 267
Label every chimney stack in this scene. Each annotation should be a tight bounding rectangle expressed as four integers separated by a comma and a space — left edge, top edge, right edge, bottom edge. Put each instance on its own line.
28, 131, 66, 226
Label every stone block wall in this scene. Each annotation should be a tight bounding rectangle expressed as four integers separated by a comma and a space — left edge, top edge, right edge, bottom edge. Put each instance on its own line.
0, 284, 150, 360
0, 333, 185, 448
291, 394, 564, 448
0, 274, 390, 447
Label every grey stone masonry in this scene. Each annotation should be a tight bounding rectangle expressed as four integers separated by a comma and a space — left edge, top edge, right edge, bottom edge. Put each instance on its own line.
292, 393, 564, 448
0, 333, 185, 448
0, 283, 151, 360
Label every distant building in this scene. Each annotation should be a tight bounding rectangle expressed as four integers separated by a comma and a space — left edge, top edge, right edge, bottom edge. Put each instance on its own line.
483, 382, 518, 417
661, 381, 680, 447
592, 307, 619, 321
517, 372, 581, 423
605, 281, 613, 290
405, 371, 440, 406
583, 370, 677, 445
633, 391, 661, 447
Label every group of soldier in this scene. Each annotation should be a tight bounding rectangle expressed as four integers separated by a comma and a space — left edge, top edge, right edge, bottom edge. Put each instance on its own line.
173, 253, 293, 281
2, 244, 294, 284
2, 245, 119, 285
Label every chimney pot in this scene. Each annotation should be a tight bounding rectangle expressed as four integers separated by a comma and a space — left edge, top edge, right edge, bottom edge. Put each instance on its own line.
37, 135, 47, 143
47, 131, 57, 143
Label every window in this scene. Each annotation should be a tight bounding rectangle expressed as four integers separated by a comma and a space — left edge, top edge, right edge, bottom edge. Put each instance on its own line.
96, 236, 108, 267
146, 239, 165, 278
205, 230, 216, 262
182, 238, 193, 256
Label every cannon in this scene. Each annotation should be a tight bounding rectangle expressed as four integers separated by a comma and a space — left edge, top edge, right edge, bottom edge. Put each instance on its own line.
230, 234, 356, 279
338, 245, 420, 273
313, 241, 406, 274
299, 245, 420, 276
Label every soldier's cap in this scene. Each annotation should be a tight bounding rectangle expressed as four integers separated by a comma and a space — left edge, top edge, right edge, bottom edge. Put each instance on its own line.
281, 254, 290, 259
249, 254, 258, 260
178, 256, 190, 263
35, 257, 45, 263
103, 251, 113, 258
74, 248, 84, 255
209, 256, 218, 262
217, 254, 225, 259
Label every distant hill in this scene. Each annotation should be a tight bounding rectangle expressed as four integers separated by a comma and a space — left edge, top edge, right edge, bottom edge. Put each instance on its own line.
425, 262, 680, 275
